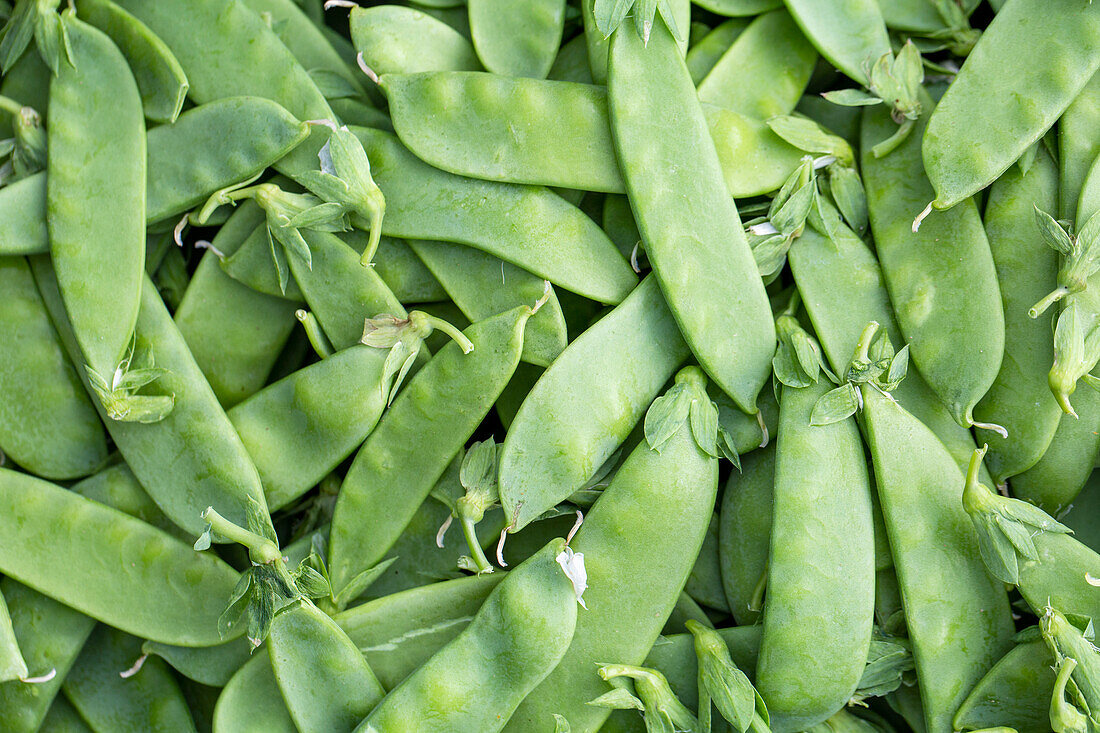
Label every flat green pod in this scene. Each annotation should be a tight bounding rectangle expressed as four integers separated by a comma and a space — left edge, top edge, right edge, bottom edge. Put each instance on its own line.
468, 0, 565, 79
952, 641, 1055, 733
350, 4, 480, 76
718, 444, 774, 626
782, 0, 891, 85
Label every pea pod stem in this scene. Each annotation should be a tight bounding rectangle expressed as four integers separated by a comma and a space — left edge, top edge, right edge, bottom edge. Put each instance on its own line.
0, 95, 26, 118
295, 309, 333, 359
200, 506, 281, 566
1030, 286, 1071, 318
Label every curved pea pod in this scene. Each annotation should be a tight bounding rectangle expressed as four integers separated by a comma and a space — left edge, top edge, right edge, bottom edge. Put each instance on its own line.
349, 5, 480, 76
42, 697, 94, 733
781, 0, 890, 85
241, 0, 367, 99
1011, 379, 1100, 515
328, 306, 533, 600
498, 276, 689, 532
33, 262, 273, 536
695, 0, 782, 15
548, 34, 592, 84
972, 148, 1061, 480
349, 125, 635, 303
74, 0, 188, 123
175, 205, 299, 408
71, 463, 182, 539
861, 387, 1014, 733
0, 581, 96, 733
48, 12, 146, 379
952, 640, 1054, 733
0, 592, 25, 683
0, 257, 106, 480
269, 601, 385, 733
142, 637, 251, 688
0, 174, 47, 255
922, 0, 1100, 210
505, 368, 719, 733
1015, 530, 1100, 621
359, 538, 578, 733
113, 0, 332, 180
789, 222, 991, 482
62, 625, 197, 733
697, 9, 816, 119
230, 344, 389, 512
370, 236, 448, 304
468, 0, 565, 79
718, 443, 774, 626
609, 21, 775, 413
1059, 71, 1100, 222
876, 0, 980, 33
685, 18, 749, 83
0, 468, 241, 646
685, 515, 730, 613
757, 379, 874, 732
213, 655, 297, 733
862, 97, 1003, 430
407, 239, 568, 367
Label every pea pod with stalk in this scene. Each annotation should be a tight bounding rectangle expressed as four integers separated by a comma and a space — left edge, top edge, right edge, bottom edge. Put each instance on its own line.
0, 94, 44, 184
1040, 607, 1100, 733
348, 4, 480, 77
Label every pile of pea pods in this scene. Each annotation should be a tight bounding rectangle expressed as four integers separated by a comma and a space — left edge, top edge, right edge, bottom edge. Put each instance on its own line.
5, 0, 1100, 731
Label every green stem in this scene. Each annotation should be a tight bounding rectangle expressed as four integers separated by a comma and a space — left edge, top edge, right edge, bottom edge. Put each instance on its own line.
1030, 286, 1070, 318
965, 445, 988, 492
0, 95, 24, 118
200, 507, 281, 565
420, 313, 474, 354
459, 515, 493, 573
782, 289, 802, 319
852, 321, 881, 364
296, 310, 333, 359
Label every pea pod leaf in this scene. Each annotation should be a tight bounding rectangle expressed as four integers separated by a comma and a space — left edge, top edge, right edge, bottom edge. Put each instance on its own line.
810, 383, 861, 426
591, 0, 682, 43
687, 620, 761, 732
853, 632, 914, 701
85, 340, 174, 424
766, 115, 854, 166
552, 714, 572, 733
596, 664, 698, 733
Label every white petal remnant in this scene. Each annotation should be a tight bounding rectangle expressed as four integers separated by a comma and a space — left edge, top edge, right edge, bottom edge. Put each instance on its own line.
556, 546, 588, 610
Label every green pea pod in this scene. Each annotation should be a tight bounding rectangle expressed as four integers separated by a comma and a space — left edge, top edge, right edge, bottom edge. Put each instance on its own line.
718, 443, 774, 626
47, 11, 146, 379
788, 225, 991, 481
0, 257, 106, 480
498, 275, 689, 532
0, 174, 48, 255
1011, 379, 1100, 515
862, 95, 1003, 430
75, 0, 188, 123
350, 125, 634, 303
1016, 530, 1100, 621
142, 637, 251, 688
861, 387, 1014, 733
62, 625, 197, 733
175, 204, 300, 408
1063, 470, 1100, 553
218, 218, 306, 301
0, 581, 96, 733
0, 468, 242, 646
642, 627, 761, 713
70, 463, 181, 538
370, 236, 448, 304
952, 640, 1055, 733
241, 0, 367, 99
113, 0, 333, 180
548, 33, 593, 84
349, 5, 480, 76
381, 72, 806, 199
695, 0, 782, 15
268, 601, 385, 733
782, 0, 891, 85
685, 18, 749, 83
697, 9, 816, 119
505, 368, 719, 733
0, 590, 25, 684
359, 538, 578, 733
876, 0, 980, 33
468, 0, 565, 79
685, 515, 730, 613
213, 654, 297, 733
230, 344, 389, 512
922, 0, 1100, 210
328, 306, 533, 599
973, 147, 1061, 480
609, 20, 775, 414
1058, 70, 1100, 221
408, 239, 568, 367
41, 696, 95, 733
33, 261, 273, 537
757, 379, 874, 732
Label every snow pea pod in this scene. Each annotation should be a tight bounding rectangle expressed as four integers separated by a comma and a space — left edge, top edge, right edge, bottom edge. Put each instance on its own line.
1016, 532, 1100, 621
175, 204, 299, 408
0, 468, 241, 646
62, 625, 197, 733
33, 261, 273, 536
695, 0, 782, 15
952, 640, 1054, 733
142, 637, 251, 688
269, 601, 385, 733
876, 0, 980, 33
922, 0, 1100, 210
0, 174, 48, 255
608, 20, 775, 413
113, 0, 332, 179
70, 462, 180, 538
684, 514, 729, 612
718, 443, 774, 626
1011, 380, 1100, 515
47, 11, 146, 379
369, 236, 447, 304
230, 344, 389, 512
0, 593, 25, 683
757, 379, 874, 732
408, 239, 568, 367
0, 581, 96, 733
213, 655, 297, 733
468, 0, 565, 79
685, 18, 749, 84
359, 538, 578, 733
349, 4, 480, 76
42, 697, 94, 733
1058, 70, 1100, 221
973, 148, 1061, 480
782, 0, 890, 85
862, 96, 1003, 430
75, 0, 188, 123
328, 306, 533, 599
548, 34, 592, 84
498, 275, 689, 532
0, 256, 106, 480
350, 125, 635, 303
382, 72, 805, 199
861, 387, 1014, 733
504, 368, 719, 733
697, 9, 817, 120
